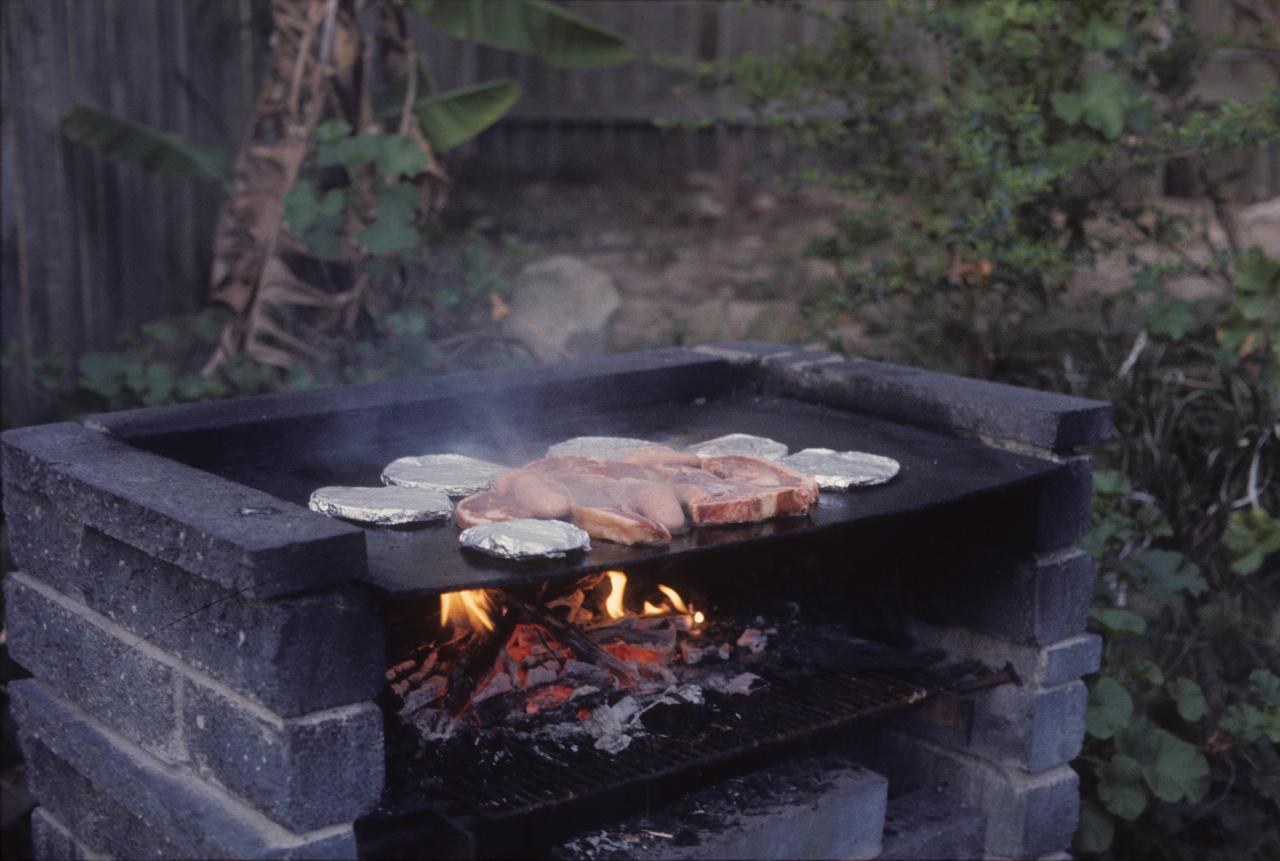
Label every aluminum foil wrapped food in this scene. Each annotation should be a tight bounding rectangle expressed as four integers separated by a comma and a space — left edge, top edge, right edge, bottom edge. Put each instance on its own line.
381, 453, 507, 496
546, 436, 658, 460
309, 485, 453, 525
781, 448, 901, 490
687, 433, 788, 461
458, 518, 591, 560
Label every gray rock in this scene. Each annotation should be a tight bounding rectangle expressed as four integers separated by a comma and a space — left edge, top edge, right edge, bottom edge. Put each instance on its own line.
507, 255, 621, 361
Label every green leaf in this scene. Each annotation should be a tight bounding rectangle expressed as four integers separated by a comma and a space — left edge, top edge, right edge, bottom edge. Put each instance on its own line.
1076, 800, 1115, 854
376, 135, 429, 177
410, 79, 521, 153
314, 119, 353, 144
1168, 677, 1208, 722
358, 184, 420, 254
284, 182, 321, 234
76, 351, 128, 398
411, 0, 633, 67
1076, 70, 1132, 139
1249, 670, 1280, 707
1128, 658, 1165, 687
1051, 91, 1083, 124
1091, 606, 1147, 638
1220, 703, 1265, 740
141, 321, 178, 345
61, 104, 233, 189
1098, 754, 1149, 821
1087, 676, 1134, 740
1222, 507, 1280, 575
1145, 298, 1195, 341
1141, 729, 1210, 804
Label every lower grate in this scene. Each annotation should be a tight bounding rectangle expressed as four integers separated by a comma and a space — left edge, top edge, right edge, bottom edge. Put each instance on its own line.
428, 666, 940, 822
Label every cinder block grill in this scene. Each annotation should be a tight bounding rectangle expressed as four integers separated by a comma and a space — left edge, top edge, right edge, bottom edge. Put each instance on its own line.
2, 341, 1112, 860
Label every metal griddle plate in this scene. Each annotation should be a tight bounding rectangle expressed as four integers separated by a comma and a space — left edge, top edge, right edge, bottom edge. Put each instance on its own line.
177, 392, 1061, 597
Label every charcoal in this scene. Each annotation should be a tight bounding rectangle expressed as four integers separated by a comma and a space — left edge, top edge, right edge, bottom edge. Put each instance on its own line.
736, 627, 768, 655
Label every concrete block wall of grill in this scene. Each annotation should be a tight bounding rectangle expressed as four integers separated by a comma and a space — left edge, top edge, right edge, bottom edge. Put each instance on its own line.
1, 420, 388, 859
1, 342, 1113, 859
697, 341, 1111, 859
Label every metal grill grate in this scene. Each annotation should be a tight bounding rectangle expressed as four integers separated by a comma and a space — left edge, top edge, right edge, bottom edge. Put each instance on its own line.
428, 666, 940, 822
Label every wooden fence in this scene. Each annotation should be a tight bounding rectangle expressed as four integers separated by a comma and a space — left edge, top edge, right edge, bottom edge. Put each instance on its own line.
1, 0, 1275, 425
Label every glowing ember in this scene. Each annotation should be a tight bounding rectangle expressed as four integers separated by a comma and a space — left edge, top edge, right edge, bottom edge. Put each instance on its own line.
440, 588, 495, 632
604, 570, 628, 619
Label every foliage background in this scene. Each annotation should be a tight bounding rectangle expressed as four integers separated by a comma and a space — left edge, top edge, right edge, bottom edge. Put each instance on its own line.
699, 1, 1279, 858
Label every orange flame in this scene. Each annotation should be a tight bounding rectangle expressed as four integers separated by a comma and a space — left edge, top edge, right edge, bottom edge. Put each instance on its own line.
440, 589, 495, 632
657, 584, 688, 613
604, 571, 628, 619
602, 573, 704, 625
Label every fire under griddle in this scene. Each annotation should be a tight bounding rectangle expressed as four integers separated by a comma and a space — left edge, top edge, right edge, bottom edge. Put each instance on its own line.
364, 655, 980, 858
108, 388, 1061, 597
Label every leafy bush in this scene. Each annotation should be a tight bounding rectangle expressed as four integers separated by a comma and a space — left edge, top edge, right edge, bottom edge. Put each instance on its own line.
705, 1, 1280, 857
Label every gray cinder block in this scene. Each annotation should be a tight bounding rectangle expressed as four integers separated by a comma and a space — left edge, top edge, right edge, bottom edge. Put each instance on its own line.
11, 679, 360, 860
182, 679, 384, 832
1, 422, 365, 599
5, 573, 181, 760
5, 487, 385, 717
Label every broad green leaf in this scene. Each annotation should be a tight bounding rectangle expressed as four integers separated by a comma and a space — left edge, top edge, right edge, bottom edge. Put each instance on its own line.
1051, 91, 1083, 124
1249, 669, 1280, 707
1087, 676, 1134, 740
1078, 70, 1131, 139
1128, 658, 1164, 687
1141, 729, 1210, 804
376, 135, 429, 178
411, 0, 633, 67
61, 104, 232, 188
358, 184, 420, 254
1098, 754, 1149, 820
141, 321, 179, 345
1223, 507, 1280, 575
1075, 800, 1115, 854
1091, 606, 1147, 638
337, 132, 381, 168
77, 351, 128, 398
1125, 548, 1208, 604
1145, 298, 1195, 341
1168, 677, 1207, 722
314, 119, 353, 144
284, 182, 321, 234
412, 80, 521, 153
1220, 703, 1265, 740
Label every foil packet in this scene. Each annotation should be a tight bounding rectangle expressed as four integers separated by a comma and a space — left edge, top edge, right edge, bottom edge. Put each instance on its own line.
459, 518, 591, 560
309, 485, 452, 525
381, 453, 507, 497
781, 448, 901, 490
687, 433, 788, 461
546, 436, 658, 460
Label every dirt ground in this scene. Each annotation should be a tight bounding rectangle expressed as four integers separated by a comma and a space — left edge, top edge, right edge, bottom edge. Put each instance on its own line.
449, 172, 853, 352
449, 172, 1280, 362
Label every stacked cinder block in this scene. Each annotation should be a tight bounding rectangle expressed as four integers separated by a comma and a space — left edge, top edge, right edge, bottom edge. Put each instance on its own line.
2, 423, 386, 860
696, 341, 1112, 860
